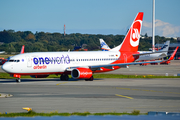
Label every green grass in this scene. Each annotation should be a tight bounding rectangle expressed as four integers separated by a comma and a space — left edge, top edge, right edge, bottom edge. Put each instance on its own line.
0, 110, 146, 117
0, 72, 180, 79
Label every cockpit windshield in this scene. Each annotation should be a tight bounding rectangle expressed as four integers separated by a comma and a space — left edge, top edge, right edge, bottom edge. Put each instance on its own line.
8, 59, 20, 62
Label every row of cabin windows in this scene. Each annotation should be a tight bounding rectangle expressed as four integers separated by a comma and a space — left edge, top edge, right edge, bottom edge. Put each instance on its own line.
33, 58, 120, 62
8, 58, 120, 63
34, 60, 69, 62
71, 58, 120, 62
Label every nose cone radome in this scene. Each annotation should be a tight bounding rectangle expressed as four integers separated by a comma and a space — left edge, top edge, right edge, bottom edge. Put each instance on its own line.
1, 63, 10, 73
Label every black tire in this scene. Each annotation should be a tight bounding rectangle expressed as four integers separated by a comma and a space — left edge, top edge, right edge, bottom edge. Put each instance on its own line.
85, 76, 93, 81
16, 78, 21, 83
60, 74, 69, 81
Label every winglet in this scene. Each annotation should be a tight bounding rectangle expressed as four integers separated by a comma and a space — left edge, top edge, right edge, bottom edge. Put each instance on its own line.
20, 45, 25, 54
168, 46, 179, 61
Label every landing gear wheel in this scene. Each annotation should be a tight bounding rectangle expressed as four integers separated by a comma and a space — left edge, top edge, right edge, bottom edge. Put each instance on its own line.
85, 76, 94, 81
89, 76, 94, 81
60, 74, 69, 81
16, 78, 21, 83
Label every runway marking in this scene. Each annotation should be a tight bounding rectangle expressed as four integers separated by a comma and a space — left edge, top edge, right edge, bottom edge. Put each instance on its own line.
115, 94, 134, 99
56, 82, 69, 85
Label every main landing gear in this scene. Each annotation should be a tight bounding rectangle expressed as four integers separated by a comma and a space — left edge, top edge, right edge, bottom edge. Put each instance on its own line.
60, 74, 94, 81
16, 78, 21, 83
60, 74, 69, 81
85, 76, 94, 81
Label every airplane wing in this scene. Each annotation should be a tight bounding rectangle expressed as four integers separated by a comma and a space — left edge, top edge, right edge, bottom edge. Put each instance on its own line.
133, 40, 170, 57
168, 46, 179, 61
133, 51, 168, 56
66, 47, 179, 72
66, 60, 164, 71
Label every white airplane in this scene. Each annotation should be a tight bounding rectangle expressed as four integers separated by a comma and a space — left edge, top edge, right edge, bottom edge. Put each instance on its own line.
99, 39, 170, 61
0, 51, 5, 54
1, 12, 165, 82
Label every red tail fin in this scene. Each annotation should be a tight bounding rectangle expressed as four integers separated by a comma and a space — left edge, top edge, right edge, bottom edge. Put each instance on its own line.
119, 12, 143, 52
20, 45, 25, 54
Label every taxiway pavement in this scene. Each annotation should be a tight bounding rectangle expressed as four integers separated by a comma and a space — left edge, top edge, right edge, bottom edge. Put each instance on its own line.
0, 78, 180, 113
0, 60, 180, 113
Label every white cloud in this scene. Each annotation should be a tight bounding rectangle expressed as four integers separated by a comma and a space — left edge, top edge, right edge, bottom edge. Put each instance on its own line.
141, 19, 180, 37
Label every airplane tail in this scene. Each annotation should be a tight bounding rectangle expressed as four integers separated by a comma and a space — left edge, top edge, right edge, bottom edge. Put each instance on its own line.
99, 39, 111, 51
110, 12, 144, 52
159, 40, 170, 52
20, 45, 25, 54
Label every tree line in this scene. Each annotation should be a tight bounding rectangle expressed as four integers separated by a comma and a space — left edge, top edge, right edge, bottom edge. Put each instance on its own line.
0, 30, 177, 53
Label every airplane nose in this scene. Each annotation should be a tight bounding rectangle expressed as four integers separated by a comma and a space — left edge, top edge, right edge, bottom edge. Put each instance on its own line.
1, 63, 10, 73
1, 64, 6, 71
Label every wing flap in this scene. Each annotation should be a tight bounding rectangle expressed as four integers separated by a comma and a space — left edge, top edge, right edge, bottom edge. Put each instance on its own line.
133, 51, 168, 56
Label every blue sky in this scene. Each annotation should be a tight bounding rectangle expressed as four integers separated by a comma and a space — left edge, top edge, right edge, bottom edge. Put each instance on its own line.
0, 0, 180, 37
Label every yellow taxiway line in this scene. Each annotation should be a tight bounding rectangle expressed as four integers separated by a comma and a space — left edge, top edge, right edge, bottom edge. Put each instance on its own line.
56, 82, 69, 85
115, 94, 134, 99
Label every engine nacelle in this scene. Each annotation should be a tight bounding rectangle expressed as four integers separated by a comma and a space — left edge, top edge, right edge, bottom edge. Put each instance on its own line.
30, 75, 49, 78
71, 68, 92, 79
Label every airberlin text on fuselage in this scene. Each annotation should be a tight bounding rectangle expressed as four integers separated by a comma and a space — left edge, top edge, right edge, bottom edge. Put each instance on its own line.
33, 55, 70, 65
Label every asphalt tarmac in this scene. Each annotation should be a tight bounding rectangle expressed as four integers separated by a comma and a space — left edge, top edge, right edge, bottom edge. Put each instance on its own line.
0, 78, 180, 113
0, 60, 180, 113
106, 60, 180, 76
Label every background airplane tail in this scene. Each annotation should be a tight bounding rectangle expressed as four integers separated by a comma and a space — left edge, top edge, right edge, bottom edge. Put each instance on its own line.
99, 39, 111, 51
111, 12, 143, 53
159, 40, 170, 52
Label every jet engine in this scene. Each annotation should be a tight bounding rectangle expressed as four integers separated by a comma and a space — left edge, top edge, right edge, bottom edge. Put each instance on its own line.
71, 68, 92, 79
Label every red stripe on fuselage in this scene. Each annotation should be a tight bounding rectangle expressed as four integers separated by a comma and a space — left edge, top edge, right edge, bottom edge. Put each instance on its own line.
9, 71, 71, 76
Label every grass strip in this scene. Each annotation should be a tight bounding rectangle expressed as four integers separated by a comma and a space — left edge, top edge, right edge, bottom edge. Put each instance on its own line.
0, 110, 146, 117
0, 73, 179, 79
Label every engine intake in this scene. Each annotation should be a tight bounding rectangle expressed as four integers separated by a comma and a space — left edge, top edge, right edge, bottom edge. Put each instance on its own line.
71, 68, 92, 79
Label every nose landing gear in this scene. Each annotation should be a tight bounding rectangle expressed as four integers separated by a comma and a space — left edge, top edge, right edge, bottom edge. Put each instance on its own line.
12, 74, 21, 83
16, 78, 21, 83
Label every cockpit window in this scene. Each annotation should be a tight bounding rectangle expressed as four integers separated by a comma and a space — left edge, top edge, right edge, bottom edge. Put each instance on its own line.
9, 60, 14, 62
8, 59, 20, 62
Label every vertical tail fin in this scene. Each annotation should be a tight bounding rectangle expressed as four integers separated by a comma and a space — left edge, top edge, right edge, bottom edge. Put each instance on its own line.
110, 12, 144, 52
20, 45, 25, 54
159, 40, 170, 52
99, 39, 111, 51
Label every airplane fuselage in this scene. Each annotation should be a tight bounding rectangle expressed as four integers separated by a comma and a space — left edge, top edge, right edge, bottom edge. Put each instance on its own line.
2, 51, 125, 75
